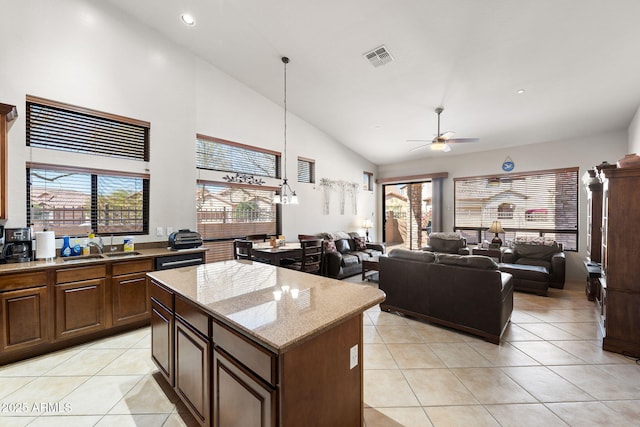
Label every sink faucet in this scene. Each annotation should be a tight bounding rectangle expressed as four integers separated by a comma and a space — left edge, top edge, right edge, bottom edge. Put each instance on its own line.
87, 237, 104, 254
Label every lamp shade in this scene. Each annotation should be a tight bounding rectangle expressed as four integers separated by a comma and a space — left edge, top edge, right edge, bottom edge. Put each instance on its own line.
362, 219, 373, 229
488, 220, 504, 234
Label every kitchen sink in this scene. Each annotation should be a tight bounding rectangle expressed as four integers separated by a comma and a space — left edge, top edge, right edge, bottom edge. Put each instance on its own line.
62, 254, 104, 263
103, 251, 142, 258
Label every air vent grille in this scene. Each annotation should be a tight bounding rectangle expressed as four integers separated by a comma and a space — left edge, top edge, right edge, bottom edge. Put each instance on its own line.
364, 45, 393, 67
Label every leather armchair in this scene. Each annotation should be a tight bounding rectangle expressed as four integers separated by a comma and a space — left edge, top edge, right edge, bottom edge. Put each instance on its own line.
422, 232, 470, 255
501, 241, 565, 289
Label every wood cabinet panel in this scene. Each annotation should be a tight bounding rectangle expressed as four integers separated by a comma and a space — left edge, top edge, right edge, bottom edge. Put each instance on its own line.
0, 286, 48, 352
56, 265, 106, 284
212, 319, 275, 385
176, 296, 209, 336
0, 271, 48, 292
112, 258, 153, 276
54, 278, 106, 340
175, 318, 210, 427
151, 299, 173, 386
112, 273, 149, 326
150, 280, 174, 310
213, 348, 275, 427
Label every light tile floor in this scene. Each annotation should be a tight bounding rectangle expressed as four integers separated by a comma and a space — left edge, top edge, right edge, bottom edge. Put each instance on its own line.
0, 279, 638, 426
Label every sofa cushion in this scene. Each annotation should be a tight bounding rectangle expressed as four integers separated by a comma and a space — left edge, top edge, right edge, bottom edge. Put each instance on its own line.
341, 253, 360, 266
389, 248, 436, 263
323, 239, 337, 253
335, 239, 351, 253
514, 242, 560, 261
426, 233, 466, 254
334, 231, 351, 240
499, 263, 549, 281
362, 248, 383, 257
436, 253, 499, 270
354, 236, 367, 250
516, 258, 551, 270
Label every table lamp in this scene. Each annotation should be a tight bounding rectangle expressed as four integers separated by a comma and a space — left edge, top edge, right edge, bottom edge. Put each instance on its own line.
362, 219, 373, 242
488, 220, 504, 249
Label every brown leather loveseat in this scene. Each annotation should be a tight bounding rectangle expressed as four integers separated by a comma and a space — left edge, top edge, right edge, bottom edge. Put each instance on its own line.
379, 249, 513, 343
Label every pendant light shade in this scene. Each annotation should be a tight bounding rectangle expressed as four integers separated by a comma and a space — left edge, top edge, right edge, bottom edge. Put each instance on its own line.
273, 56, 298, 205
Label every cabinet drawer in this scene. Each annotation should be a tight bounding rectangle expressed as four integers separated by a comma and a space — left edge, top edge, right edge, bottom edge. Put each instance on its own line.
212, 319, 276, 386
56, 265, 106, 284
176, 296, 209, 336
112, 258, 153, 276
0, 271, 48, 292
150, 280, 174, 311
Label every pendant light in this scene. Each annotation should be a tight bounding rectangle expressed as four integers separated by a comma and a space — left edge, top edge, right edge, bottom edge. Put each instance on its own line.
273, 56, 298, 205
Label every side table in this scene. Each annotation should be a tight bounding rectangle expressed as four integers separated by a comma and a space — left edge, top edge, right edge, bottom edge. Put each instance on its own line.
362, 257, 381, 281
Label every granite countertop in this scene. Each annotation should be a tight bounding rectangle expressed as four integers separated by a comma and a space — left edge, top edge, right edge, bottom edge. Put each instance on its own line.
0, 247, 207, 274
147, 260, 386, 354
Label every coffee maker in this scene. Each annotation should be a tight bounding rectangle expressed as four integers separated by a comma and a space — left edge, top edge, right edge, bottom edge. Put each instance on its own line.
2, 228, 33, 263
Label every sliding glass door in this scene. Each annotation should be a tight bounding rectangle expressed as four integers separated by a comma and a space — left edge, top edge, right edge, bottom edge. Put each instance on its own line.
382, 181, 432, 250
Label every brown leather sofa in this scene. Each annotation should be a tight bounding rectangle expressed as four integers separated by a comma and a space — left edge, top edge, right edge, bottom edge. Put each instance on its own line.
500, 240, 566, 293
422, 232, 471, 255
379, 249, 513, 344
314, 232, 385, 279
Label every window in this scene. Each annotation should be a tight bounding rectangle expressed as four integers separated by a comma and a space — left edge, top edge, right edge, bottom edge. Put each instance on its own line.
363, 171, 374, 191
297, 157, 315, 184
454, 167, 578, 250
27, 164, 149, 236
26, 95, 149, 161
196, 134, 280, 178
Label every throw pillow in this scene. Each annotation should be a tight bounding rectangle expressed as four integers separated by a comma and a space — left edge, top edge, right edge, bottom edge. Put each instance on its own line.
323, 239, 337, 253
354, 236, 367, 251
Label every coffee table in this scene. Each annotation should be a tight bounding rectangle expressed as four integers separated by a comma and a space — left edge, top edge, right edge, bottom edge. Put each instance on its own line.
362, 257, 380, 281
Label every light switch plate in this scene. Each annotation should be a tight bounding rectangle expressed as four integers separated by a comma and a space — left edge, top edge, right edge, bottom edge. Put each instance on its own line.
156, 226, 163, 237
167, 227, 173, 235
350, 344, 358, 369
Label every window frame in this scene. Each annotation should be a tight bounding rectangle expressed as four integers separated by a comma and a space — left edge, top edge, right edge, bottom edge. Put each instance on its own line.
453, 167, 579, 251
363, 171, 374, 191
297, 156, 315, 184
196, 134, 281, 178
27, 162, 150, 237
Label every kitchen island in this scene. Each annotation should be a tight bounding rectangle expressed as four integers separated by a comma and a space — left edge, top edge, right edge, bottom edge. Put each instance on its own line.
147, 260, 385, 427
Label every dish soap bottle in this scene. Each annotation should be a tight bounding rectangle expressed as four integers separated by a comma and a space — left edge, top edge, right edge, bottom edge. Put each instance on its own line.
71, 238, 82, 256
61, 236, 72, 257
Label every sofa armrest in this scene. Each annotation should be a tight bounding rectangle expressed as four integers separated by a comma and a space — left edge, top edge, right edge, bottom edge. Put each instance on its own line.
366, 242, 386, 254
458, 247, 471, 255
550, 252, 566, 288
324, 251, 344, 278
501, 247, 515, 264
422, 244, 434, 252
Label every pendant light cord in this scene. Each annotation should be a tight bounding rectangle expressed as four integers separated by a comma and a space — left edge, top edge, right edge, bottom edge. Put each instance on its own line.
282, 56, 289, 181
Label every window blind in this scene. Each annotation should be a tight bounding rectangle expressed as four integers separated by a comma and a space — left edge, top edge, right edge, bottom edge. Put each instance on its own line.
26, 97, 149, 161
196, 134, 280, 178
454, 167, 578, 250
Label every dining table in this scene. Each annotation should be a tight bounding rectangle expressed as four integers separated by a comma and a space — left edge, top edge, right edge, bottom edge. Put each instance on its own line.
252, 242, 302, 266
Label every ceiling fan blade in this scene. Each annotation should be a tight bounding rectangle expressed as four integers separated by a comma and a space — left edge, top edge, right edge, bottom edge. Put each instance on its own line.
408, 144, 430, 152
443, 143, 451, 153
439, 131, 456, 140
448, 137, 480, 144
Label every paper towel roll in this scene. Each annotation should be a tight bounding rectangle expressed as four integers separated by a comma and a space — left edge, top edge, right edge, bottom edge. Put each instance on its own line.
35, 231, 56, 260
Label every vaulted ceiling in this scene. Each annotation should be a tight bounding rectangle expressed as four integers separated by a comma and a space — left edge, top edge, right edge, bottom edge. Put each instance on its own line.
105, 0, 640, 165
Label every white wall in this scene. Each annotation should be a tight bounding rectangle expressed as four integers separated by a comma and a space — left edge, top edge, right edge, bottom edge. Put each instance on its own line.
0, 0, 377, 245
378, 131, 628, 280
628, 103, 640, 154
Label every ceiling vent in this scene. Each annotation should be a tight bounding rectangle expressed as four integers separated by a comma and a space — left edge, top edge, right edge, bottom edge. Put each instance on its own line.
364, 45, 393, 67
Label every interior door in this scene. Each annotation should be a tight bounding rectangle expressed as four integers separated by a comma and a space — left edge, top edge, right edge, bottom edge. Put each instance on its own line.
382, 181, 432, 250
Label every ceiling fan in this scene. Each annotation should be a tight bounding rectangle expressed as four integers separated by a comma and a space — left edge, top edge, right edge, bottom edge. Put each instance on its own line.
408, 107, 480, 153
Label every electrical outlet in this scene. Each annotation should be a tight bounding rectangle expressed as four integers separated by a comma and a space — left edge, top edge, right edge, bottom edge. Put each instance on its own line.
166, 227, 173, 235
156, 226, 163, 237
349, 344, 358, 370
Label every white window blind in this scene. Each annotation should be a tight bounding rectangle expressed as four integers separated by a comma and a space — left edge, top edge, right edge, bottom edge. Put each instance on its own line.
196, 134, 280, 178
454, 167, 578, 250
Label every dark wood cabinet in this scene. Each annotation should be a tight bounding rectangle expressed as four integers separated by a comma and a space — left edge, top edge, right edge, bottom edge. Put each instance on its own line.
111, 259, 153, 326
54, 265, 106, 340
0, 285, 48, 352
213, 349, 275, 427
599, 165, 640, 357
151, 300, 173, 383
175, 317, 210, 427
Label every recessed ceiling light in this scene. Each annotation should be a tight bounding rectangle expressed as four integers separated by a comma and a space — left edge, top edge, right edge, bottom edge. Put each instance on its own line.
180, 13, 196, 26
516, 89, 525, 94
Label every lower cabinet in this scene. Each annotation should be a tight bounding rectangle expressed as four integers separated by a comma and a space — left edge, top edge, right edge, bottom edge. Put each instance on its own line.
111, 259, 153, 326
151, 300, 173, 384
175, 317, 210, 427
55, 264, 107, 340
213, 349, 275, 427
0, 285, 48, 352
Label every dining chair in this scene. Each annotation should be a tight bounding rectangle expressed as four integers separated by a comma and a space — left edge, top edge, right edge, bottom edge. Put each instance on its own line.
285, 239, 324, 274
233, 239, 253, 260
245, 233, 269, 242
